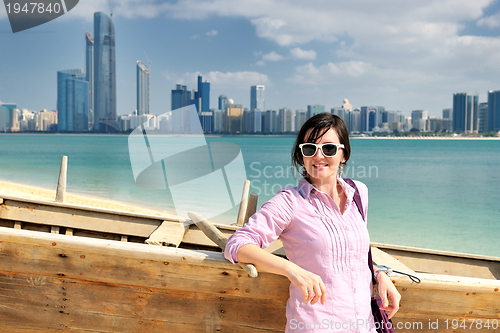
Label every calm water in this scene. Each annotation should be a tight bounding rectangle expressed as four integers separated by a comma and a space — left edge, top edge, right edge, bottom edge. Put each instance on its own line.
0, 134, 499, 257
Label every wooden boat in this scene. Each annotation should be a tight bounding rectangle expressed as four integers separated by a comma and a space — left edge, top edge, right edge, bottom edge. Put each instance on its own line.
0, 193, 499, 332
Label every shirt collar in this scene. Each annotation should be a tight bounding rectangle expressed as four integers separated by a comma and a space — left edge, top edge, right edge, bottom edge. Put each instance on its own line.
297, 176, 356, 202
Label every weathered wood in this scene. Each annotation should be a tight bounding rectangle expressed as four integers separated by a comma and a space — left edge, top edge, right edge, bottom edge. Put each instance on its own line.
146, 220, 190, 247
188, 211, 258, 278
0, 227, 287, 300
371, 246, 415, 273
0, 271, 286, 333
244, 192, 259, 225
372, 242, 500, 280
55, 155, 68, 203
50, 226, 60, 234
121, 235, 128, 242
0, 198, 4, 204
14, 221, 22, 229
236, 180, 251, 227
0, 199, 163, 238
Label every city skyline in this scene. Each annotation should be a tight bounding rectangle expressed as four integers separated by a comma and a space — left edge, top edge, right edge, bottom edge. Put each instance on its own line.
2, 1, 500, 117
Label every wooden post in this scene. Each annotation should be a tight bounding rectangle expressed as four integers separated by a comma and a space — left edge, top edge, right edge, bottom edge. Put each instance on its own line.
243, 192, 258, 226
236, 180, 251, 227
55, 156, 68, 203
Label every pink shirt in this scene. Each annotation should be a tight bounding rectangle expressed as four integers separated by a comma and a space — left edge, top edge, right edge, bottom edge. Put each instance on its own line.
225, 177, 376, 333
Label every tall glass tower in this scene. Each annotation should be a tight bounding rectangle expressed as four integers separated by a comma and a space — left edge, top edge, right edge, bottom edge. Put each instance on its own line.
85, 31, 94, 129
250, 85, 265, 111
136, 61, 150, 115
453, 92, 478, 133
57, 69, 90, 132
487, 90, 500, 132
93, 12, 118, 131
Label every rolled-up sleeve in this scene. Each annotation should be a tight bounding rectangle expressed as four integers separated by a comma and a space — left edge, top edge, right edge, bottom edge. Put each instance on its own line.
224, 188, 295, 264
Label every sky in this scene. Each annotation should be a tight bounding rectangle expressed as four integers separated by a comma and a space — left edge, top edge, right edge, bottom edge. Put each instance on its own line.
2, 0, 500, 117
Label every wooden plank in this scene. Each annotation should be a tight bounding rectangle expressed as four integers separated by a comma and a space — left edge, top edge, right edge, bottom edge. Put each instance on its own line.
371, 246, 415, 272
380, 248, 500, 280
14, 221, 22, 229
145, 221, 190, 247
65, 228, 73, 236
121, 235, 128, 242
0, 200, 162, 238
0, 227, 290, 301
0, 271, 286, 333
0, 194, 181, 222
50, 226, 60, 234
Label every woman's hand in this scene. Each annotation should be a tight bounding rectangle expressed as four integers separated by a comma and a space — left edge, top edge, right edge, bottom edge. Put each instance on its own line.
285, 263, 327, 306
376, 271, 401, 319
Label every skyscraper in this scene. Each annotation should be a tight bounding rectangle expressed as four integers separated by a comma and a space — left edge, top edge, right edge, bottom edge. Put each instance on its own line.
57, 69, 90, 132
307, 104, 325, 119
487, 90, 500, 132
250, 85, 265, 111
218, 95, 228, 111
136, 61, 150, 115
194, 75, 212, 132
93, 12, 118, 131
171, 84, 191, 111
85, 31, 94, 129
453, 93, 478, 133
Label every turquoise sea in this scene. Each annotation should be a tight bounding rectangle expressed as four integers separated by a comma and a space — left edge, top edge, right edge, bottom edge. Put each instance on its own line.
0, 134, 499, 257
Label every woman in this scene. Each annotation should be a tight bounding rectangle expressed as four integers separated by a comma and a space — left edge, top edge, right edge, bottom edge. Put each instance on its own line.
224, 113, 400, 332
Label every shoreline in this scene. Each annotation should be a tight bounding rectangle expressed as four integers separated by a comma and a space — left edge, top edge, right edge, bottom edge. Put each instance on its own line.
0, 179, 175, 217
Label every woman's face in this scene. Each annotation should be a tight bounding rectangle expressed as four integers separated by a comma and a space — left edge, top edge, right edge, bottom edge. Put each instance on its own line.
302, 127, 345, 185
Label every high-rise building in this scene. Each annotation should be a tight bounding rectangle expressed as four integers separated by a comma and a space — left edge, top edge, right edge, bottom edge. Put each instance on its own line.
171, 85, 191, 111
250, 85, 265, 111
85, 31, 94, 129
262, 110, 278, 133
226, 103, 243, 133
479, 102, 488, 133
136, 61, 150, 115
0, 102, 17, 132
487, 90, 500, 132
411, 110, 428, 132
278, 107, 295, 133
93, 12, 118, 131
307, 104, 325, 119
57, 69, 90, 132
295, 109, 307, 132
218, 95, 228, 111
453, 93, 478, 133
194, 75, 211, 132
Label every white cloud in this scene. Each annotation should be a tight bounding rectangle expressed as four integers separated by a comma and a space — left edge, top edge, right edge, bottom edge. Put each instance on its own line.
206, 29, 218, 36
163, 70, 269, 88
290, 47, 316, 60
477, 12, 500, 28
289, 61, 373, 84
262, 51, 284, 62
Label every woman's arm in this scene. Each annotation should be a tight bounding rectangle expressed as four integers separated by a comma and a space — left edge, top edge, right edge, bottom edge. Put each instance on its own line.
374, 267, 401, 319
237, 244, 327, 306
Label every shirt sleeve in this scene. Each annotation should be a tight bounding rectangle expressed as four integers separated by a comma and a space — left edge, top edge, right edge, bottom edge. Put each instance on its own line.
224, 188, 295, 264
353, 180, 369, 222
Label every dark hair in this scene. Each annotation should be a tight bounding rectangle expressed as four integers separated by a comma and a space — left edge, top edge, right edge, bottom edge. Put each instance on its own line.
292, 113, 351, 176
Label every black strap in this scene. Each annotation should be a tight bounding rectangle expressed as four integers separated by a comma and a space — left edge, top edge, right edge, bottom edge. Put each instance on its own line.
343, 178, 377, 286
